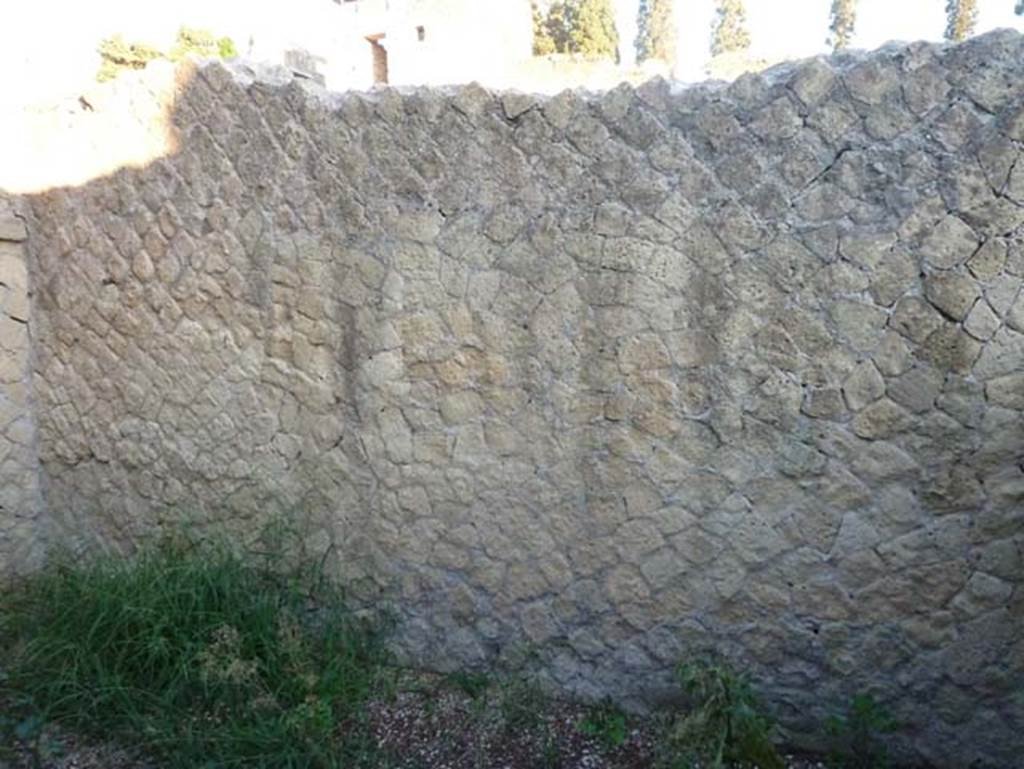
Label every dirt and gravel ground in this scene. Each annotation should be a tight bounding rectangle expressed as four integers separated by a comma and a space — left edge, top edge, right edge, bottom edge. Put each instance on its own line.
2, 673, 833, 769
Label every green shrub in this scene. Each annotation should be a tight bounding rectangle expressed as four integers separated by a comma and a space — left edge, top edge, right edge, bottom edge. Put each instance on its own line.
0, 527, 391, 768
826, 693, 898, 769
97, 26, 237, 82
660, 658, 784, 769
218, 36, 240, 59
169, 26, 239, 63
96, 34, 162, 82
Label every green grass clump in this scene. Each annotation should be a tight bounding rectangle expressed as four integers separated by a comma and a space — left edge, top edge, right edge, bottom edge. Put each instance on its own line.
578, 698, 628, 750
826, 693, 898, 769
660, 658, 784, 769
0, 530, 391, 768
444, 670, 492, 701
497, 672, 550, 733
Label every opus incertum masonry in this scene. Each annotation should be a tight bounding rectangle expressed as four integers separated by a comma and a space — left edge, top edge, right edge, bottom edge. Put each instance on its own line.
3, 29, 1022, 768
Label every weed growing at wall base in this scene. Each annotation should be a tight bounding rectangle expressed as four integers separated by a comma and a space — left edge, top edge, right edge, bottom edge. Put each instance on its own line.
579, 698, 629, 750
826, 693, 898, 769
659, 658, 785, 769
0, 529, 392, 768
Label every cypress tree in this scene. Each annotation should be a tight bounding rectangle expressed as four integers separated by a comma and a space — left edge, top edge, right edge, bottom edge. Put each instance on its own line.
532, 0, 619, 59
636, 0, 677, 65
532, 3, 558, 55
944, 0, 979, 41
711, 0, 751, 56
827, 0, 858, 51
570, 0, 620, 59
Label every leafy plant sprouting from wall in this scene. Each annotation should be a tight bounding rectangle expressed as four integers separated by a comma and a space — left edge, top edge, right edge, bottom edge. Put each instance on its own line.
97, 26, 237, 82
661, 659, 784, 769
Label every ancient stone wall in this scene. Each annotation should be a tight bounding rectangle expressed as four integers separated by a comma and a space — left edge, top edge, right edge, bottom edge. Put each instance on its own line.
0, 195, 44, 574
12, 30, 1024, 766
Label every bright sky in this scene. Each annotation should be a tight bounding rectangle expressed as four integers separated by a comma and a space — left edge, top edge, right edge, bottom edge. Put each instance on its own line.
2, 0, 1022, 104
644, 0, 1024, 80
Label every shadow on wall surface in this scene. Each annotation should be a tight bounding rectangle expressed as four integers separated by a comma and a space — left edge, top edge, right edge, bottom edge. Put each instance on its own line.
7, 30, 1024, 768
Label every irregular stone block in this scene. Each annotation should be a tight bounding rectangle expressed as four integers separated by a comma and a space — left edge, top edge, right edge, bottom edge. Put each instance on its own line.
890, 296, 944, 344
887, 365, 944, 414
924, 272, 981, 321
801, 387, 846, 420
963, 299, 1000, 341
0, 216, 27, 242
919, 215, 980, 269
985, 373, 1024, 410
842, 360, 885, 411
852, 398, 913, 439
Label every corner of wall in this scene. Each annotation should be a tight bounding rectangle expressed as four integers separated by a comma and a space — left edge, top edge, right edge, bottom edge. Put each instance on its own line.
0, 193, 45, 577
